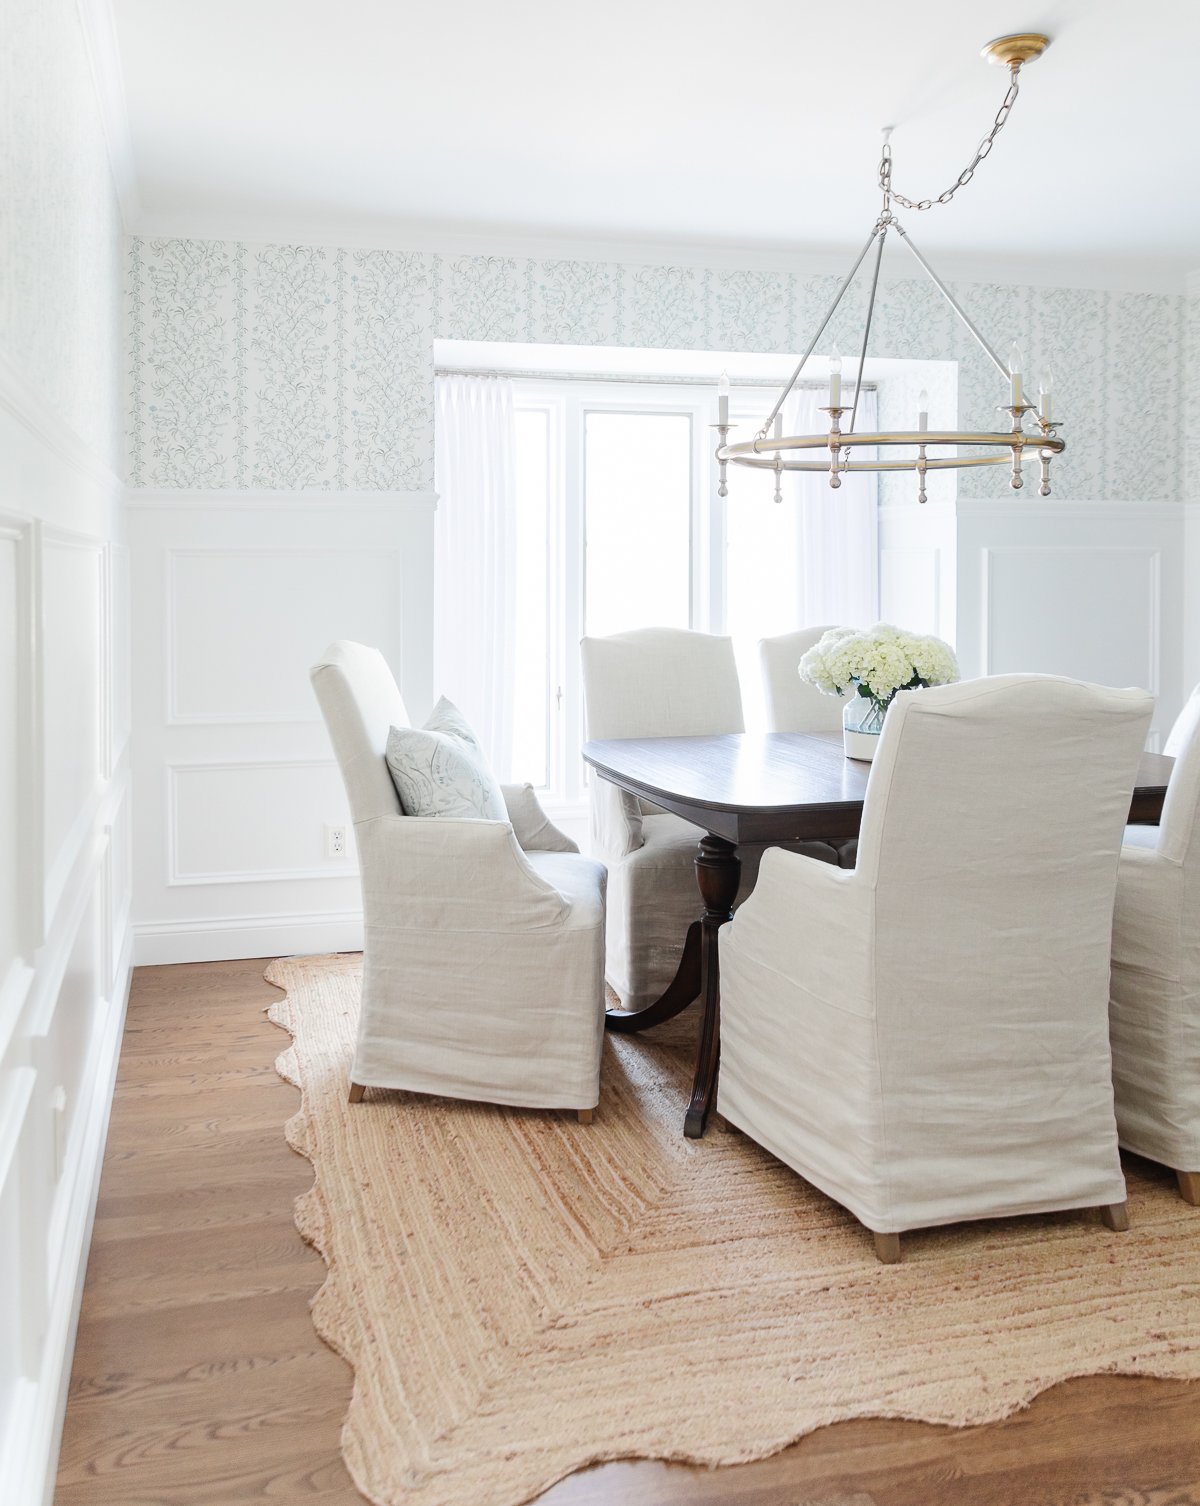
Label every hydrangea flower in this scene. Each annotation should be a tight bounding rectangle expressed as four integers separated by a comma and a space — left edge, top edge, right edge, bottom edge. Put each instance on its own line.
798, 624, 958, 710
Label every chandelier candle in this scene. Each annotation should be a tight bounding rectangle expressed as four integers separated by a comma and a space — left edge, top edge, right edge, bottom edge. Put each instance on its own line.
713, 31, 1064, 502
1039, 372, 1052, 424
718, 370, 730, 428
1008, 343, 1023, 406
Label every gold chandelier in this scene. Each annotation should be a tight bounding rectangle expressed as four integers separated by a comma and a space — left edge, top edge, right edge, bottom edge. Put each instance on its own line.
715, 32, 1064, 505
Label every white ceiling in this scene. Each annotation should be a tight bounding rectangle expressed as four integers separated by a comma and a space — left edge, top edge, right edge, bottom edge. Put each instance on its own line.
113, 0, 1199, 284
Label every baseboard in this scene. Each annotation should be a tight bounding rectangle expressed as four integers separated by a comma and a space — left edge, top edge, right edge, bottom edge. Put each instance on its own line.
1, 924, 133, 1506
133, 909, 364, 965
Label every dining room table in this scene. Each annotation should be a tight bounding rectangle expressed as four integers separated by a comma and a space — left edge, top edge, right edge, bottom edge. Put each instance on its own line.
582, 730, 1175, 1139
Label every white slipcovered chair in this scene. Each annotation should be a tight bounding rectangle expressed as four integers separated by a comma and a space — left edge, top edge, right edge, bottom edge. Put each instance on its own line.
311, 640, 607, 1118
1110, 682, 1200, 1203
580, 627, 840, 1013
718, 674, 1154, 1263
759, 626, 858, 867
758, 626, 846, 735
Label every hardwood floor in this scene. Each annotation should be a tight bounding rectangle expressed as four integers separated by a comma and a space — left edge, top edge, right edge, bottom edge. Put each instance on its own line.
56, 958, 1200, 1506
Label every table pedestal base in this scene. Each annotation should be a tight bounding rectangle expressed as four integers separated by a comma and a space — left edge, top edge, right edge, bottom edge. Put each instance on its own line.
684, 835, 741, 1138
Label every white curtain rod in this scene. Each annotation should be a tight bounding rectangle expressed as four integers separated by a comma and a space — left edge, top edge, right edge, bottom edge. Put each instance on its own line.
435, 368, 876, 391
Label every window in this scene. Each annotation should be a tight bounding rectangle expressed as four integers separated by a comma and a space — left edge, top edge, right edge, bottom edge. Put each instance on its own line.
511, 377, 859, 807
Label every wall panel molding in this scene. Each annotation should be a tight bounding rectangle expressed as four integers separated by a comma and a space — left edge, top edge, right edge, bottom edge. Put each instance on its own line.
164, 545, 403, 725
40, 528, 107, 934
0, 512, 42, 958
130, 491, 432, 964
981, 545, 1162, 694
166, 759, 357, 885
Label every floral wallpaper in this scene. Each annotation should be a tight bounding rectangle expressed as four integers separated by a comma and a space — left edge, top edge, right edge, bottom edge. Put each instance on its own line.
128, 235, 1185, 503
1, 0, 124, 471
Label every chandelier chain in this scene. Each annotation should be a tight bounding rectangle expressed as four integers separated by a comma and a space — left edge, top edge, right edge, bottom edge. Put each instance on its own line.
880, 67, 1021, 212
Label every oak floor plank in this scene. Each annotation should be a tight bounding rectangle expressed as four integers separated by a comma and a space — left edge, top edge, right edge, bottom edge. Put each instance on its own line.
55, 957, 1200, 1506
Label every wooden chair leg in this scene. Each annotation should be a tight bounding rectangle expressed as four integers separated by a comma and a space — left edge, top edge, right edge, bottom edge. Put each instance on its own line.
1099, 1202, 1130, 1231
1177, 1171, 1200, 1206
873, 1232, 902, 1264
577, 1108, 593, 1125
348, 1082, 366, 1104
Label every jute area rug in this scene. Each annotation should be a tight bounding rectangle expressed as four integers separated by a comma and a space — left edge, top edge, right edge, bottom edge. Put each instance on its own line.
267, 953, 1200, 1506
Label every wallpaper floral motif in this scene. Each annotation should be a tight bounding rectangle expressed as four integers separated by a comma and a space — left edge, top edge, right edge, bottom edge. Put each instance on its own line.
1, 0, 123, 470
128, 235, 1186, 502
1180, 272, 1200, 514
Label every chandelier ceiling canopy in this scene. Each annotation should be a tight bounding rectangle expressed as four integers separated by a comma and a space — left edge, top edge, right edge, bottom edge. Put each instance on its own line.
715, 32, 1064, 506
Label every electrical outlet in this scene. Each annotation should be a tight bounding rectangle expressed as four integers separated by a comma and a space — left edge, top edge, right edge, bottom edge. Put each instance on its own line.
325, 823, 348, 858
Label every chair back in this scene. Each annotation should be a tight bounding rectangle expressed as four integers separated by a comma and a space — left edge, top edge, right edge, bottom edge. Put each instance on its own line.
856, 674, 1153, 1032
1158, 682, 1200, 865
758, 627, 845, 733
580, 627, 744, 740
310, 640, 410, 824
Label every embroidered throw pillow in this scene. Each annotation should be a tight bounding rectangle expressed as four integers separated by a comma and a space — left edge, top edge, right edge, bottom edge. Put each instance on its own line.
385, 698, 508, 821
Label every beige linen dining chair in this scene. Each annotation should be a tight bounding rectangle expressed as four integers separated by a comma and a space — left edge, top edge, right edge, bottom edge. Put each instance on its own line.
311, 639, 607, 1119
1109, 682, 1200, 1202
717, 674, 1154, 1263
758, 626, 846, 733
759, 626, 858, 866
580, 627, 842, 1013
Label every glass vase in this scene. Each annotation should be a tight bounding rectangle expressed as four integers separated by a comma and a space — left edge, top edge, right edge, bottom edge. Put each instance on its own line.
842, 693, 888, 762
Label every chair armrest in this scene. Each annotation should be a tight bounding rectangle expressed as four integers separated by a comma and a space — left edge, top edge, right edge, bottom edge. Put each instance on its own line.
356, 815, 568, 931
501, 783, 579, 853
1112, 842, 1183, 978
725, 846, 874, 1017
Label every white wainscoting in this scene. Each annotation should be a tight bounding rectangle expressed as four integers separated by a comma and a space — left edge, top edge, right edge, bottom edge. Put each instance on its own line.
1186, 503, 1200, 696
881, 498, 1186, 747
0, 376, 131, 1506
128, 491, 436, 965
955, 501, 1186, 748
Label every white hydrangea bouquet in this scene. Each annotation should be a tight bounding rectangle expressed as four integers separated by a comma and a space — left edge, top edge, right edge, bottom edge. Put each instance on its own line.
799, 623, 958, 759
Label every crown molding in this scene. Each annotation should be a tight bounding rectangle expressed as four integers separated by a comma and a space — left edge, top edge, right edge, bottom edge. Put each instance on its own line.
75, 0, 140, 228
128, 209, 1192, 295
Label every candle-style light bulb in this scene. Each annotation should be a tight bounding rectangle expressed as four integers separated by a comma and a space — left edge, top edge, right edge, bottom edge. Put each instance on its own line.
1038, 369, 1052, 424
717, 369, 730, 427
1008, 341, 1023, 407
917, 387, 929, 433
829, 343, 842, 409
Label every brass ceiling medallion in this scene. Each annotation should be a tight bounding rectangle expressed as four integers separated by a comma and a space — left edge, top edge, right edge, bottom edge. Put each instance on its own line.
981, 33, 1051, 68
714, 33, 1064, 504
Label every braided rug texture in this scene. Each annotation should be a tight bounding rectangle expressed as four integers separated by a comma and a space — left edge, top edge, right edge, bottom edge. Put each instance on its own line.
266, 953, 1200, 1506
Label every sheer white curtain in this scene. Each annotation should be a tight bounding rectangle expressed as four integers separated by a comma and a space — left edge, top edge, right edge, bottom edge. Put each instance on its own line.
434, 374, 517, 779
725, 387, 879, 643
792, 384, 879, 628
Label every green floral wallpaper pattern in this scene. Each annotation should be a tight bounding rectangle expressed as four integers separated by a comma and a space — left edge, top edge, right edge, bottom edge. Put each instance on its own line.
127, 236, 1184, 502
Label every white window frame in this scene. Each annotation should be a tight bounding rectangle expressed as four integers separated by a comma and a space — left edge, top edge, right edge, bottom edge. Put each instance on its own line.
514, 376, 787, 812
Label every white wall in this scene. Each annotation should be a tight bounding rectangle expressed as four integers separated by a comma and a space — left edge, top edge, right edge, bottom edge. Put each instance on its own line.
1185, 270, 1200, 695
128, 491, 435, 964
0, 1, 130, 1502
883, 499, 1187, 747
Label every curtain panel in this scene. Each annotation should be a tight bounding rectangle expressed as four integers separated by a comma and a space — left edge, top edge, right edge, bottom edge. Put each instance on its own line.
433, 373, 518, 779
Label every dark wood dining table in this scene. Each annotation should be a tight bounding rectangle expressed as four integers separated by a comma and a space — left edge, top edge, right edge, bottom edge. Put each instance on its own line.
583, 731, 1174, 1140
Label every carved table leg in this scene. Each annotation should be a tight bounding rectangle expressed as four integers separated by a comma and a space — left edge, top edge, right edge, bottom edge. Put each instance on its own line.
684, 835, 742, 1139
604, 920, 702, 1033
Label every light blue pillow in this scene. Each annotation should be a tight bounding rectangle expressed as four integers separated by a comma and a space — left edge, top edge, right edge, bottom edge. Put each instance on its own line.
385, 697, 508, 821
